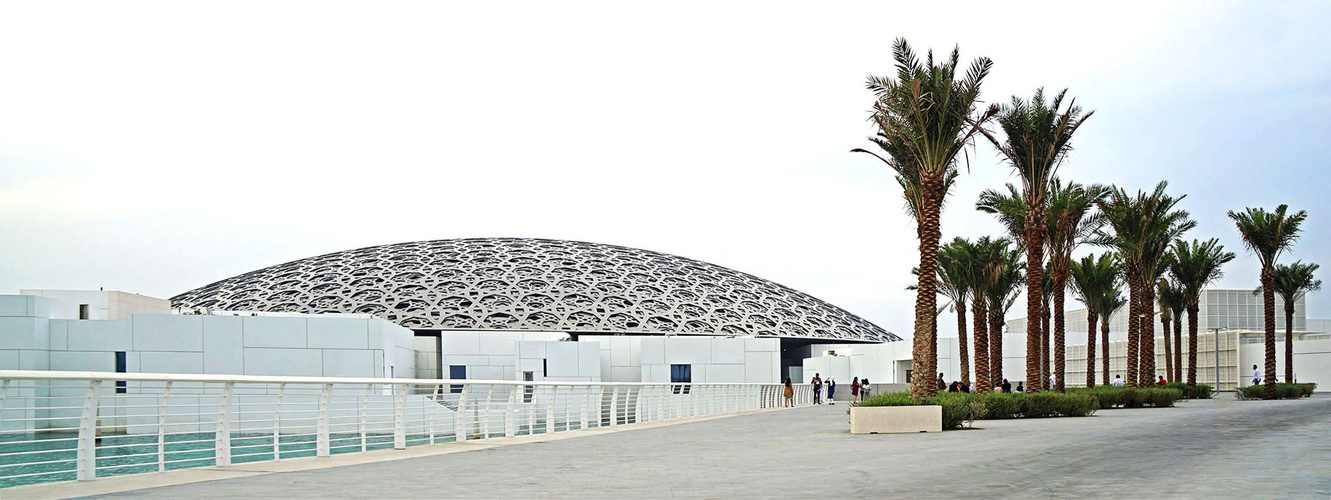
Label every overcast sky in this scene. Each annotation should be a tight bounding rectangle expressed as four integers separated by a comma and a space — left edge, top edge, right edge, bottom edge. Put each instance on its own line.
1, 1, 1328, 338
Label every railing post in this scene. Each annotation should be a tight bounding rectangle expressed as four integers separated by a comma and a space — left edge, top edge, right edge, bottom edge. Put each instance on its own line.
359, 385, 370, 452
394, 384, 406, 450
546, 386, 556, 434
317, 383, 331, 457
505, 385, 517, 437
158, 382, 172, 472
216, 382, 234, 467
455, 385, 469, 441
609, 387, 620, 426
579, 387, 588, 430
428, 384, 437, 445
77, 380, 101, 481
273, 383, 285, 460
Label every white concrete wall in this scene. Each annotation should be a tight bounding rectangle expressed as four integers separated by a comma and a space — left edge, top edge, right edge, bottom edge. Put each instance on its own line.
1239, 337, 1331, 388
805, 338, 959, 386
21, 290, 169, 320
437, 331, 596, 382
625, 336, 779, 384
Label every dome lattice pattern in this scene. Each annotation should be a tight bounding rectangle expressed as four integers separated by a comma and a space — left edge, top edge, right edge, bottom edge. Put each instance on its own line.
171, 238, 897, 342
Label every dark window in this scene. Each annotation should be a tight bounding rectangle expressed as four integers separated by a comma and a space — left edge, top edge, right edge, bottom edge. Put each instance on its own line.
542, 358, 548, 377
523, 371, 534, 403
449, 365, 466, 394
114, 351, 127, 394
671, 364, 691, 394
79, 304, 89, 320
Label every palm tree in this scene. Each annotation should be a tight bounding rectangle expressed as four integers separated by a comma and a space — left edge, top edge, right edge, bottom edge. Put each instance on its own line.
1098, 288, 1126, 385
1040, 266, 1053, 388
985, 245, 1025, 389
1095, 182, 1195, 386
1071, 253, 1121, 387
1045, 179, 1108, 391
967, 237, 1006, 393
980, 88, 1093, 393
1229, 205, 1307, 398
929, 238, 975, 385
1271, 261, 1320, 383
1168, 238, 1236, 387
1156, 278, 1185, 383
854, 39, 998, 398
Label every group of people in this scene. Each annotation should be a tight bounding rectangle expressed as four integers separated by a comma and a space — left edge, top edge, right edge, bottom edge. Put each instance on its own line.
938, 373, 1023, 393
782, 374, 872, 406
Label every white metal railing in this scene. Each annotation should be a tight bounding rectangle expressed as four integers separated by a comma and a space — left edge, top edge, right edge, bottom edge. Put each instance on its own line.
0, 370, 812, 488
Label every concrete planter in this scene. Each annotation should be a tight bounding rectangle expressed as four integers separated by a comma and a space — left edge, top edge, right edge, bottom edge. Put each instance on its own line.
850, 405, 942, 434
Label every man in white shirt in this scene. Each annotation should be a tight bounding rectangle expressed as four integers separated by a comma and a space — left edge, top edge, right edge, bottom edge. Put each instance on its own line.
1252, 364, 1262, 385
1111, 375, 1125, 387
1049, 373, 1057, 390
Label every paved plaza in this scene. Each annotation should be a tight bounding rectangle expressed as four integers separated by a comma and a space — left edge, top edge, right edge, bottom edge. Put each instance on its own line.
65, 395, 1331, 498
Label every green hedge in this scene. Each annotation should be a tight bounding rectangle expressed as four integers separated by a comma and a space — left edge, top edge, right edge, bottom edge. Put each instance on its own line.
1162, 382, 1214, 399
1069, 386, 1182, 409
1238, 383, 1318, 399
858, 391, 1098, 429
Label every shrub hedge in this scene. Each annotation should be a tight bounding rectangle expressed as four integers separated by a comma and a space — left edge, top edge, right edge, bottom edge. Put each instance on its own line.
1162, 382, 1214, 399
858, 391, 1099, 429
1238, 383, 1318, 400
1069, 386, 1182, 409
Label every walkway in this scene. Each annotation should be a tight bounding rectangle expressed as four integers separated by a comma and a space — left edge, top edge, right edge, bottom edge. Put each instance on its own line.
53, 395, 1331, 498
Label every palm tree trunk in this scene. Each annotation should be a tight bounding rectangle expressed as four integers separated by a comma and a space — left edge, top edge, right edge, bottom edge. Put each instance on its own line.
1262, 268, 1277, 399
1042, 306, 1051, 391
957, 306, 970, 385
990, 306, 1004, 388
910, 179, 944, 399
1101, 316, 1111, 385
1162, 315, 1173, 383
1053, 279, 1067, 392
1086, 310, 1098, 388
1025, 205, 1045, 393
973, 298, 990, 393
1285, 300, 1295, 383
1173, 315, 1183, 384
1141, 286, 1157, 387
1126, 268, 1141, 386
1187, 304, 1199, 386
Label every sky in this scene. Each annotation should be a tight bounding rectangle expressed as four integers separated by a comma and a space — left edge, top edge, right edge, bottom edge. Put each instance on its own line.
1, 1, 1329, 340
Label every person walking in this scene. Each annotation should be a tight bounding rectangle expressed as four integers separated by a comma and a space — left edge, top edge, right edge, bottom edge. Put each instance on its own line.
827, 377, 836, 405
783, 377, 794, 407
1252, 364, 1262, 386
811, 373, 823, 404
851, 377, 861, 405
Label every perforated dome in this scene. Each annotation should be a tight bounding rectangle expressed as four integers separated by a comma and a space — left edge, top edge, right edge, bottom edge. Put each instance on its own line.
171, 238, 897, 342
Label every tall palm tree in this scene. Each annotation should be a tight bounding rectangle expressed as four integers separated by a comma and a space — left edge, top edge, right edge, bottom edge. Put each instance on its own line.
918, 237, 974, 385
1156, 278, 1184, 383
1168, 238, 1235, 387
1045, 179, 1108, 391
1271, 261, 1320, 383
1072, 253, 1120, 387
1229, 205, 1307, 398
985, 245, 1025, 389
980, 88, 1093, 393
854, 38, 998, 398
1099, 288, 1126, 385
1095, 182, 1195, 386
967, 236, 1008, 393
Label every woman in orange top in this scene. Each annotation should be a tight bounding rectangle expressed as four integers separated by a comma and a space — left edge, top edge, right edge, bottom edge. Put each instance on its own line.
783, 377, 794, 407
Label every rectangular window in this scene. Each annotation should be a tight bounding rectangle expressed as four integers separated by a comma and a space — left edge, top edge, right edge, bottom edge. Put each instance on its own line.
671, 364, 691, 394
79, 304, 89, 320
114, 351, 127, 394
523, 371, 534, 403
449, 365, 466, 394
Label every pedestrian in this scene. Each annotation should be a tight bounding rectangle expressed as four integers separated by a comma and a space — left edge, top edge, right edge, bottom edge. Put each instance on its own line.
1015, 381, 1024, 392
1252, 364, 1262, 386
783, 377, 794, 407
811, 373, 823, 404
861, 377, 871, 399
827, 377, 836, 405
1157, 375, 1167, 386
938, 373, 946, 392
1049, 373, 1057, 390
851, 377, 861, 405
948, 381, 959, 393
1111, 375, 1125, 387
1001, 378, 1012, 394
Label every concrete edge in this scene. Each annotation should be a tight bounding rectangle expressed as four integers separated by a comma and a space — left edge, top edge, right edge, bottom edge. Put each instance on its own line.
1, 406, 794, 500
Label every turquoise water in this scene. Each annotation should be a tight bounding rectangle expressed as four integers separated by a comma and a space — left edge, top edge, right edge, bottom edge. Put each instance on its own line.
0, 432, 445, 488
